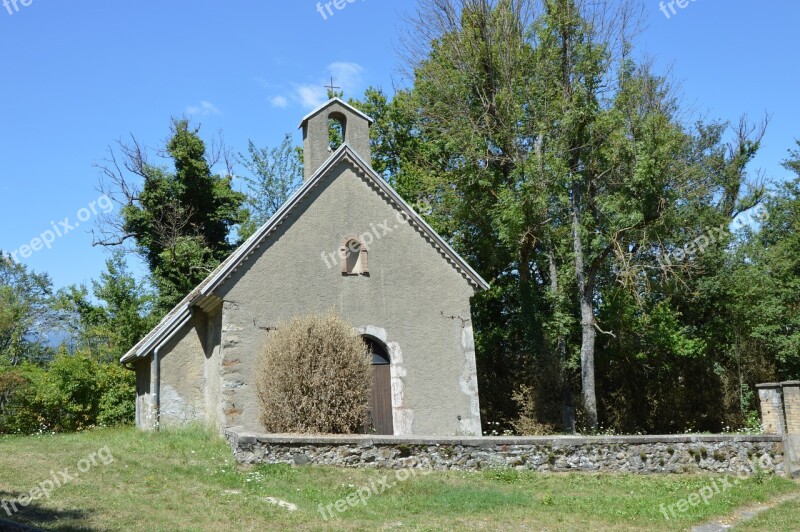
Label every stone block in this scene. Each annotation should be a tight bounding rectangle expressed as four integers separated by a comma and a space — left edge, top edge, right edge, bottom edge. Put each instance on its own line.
757, 383, 785, 436
782, 381, 800, 479
781, 381, 800, 435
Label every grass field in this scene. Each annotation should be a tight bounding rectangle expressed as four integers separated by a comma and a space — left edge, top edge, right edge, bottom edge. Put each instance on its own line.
737, 497, 800, 531
0, 427, 797, 531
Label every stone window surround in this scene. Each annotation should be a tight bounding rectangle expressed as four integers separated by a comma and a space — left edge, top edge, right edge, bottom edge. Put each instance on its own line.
340, 234, 369, 275
355, 325, 412, 436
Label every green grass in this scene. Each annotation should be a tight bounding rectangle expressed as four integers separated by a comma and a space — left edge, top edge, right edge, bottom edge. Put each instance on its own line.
0, 427, 797, 531
737, 497, 800, 531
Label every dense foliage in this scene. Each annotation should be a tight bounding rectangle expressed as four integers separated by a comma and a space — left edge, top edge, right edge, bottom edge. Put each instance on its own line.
0, 253, 142, 433
0, 355, 134, 434
348, 0, 797, 434
96, 119, 247, 312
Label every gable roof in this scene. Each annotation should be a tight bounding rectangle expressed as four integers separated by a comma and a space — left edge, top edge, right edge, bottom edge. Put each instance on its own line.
298, 98, 374, 129
120, 143, 489, 364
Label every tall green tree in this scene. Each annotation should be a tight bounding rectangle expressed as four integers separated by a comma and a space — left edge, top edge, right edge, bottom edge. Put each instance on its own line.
57, 251, 156, 362
377, 0, 769, 431
350, 88, 424, 182
729, 143, 800, 380
0, 254, 55, 366
96, 119, 246, 311
237, 135, 303, 240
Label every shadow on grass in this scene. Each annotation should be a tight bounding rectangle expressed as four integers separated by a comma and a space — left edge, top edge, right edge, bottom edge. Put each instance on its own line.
0, 490, 95, 531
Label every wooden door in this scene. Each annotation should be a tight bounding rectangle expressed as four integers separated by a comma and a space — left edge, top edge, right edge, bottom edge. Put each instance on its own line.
366, 339, 394, 435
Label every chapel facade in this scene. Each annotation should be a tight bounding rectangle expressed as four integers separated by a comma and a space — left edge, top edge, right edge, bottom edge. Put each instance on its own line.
121, 99, 488, 436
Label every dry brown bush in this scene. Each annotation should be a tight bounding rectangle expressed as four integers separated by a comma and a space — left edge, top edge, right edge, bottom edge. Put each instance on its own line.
510, 350, 567, 435
512, 385, 558, 436
256, 311, 372, 434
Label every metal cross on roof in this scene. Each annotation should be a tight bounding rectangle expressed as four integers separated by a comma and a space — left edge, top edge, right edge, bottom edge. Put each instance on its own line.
324, 77, 341, 94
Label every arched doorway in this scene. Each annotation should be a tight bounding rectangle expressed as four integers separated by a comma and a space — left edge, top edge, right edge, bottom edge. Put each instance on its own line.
365, 337, 394, 435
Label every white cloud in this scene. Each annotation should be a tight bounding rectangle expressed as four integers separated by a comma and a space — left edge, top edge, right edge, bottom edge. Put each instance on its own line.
186, 101, 221, 116
327, 62, 364, 92
263, 62, 367, 111
294, 84, 328, 109
270, 95, 289, 108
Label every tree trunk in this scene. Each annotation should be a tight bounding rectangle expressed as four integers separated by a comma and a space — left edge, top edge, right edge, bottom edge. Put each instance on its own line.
519, 244, 537, 347
547, 249, 564, 359
578, 279, 597, 430
571, 182, 598, 430
548, 247, 575, 432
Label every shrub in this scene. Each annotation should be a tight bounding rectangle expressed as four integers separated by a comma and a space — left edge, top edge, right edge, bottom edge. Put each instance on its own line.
511, 352, 564, 435
96, 363, 136, 427
0, 354, 135, 434
0, 364, 46, 434
0, 370, 26, 414
37, 354, 103, 431
256, 312, 372, 434
512, 385, 557, 436
0, 369, 30, 431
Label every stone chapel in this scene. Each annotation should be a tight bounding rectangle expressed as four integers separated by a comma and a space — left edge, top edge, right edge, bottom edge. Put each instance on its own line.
121, 98, 489, 436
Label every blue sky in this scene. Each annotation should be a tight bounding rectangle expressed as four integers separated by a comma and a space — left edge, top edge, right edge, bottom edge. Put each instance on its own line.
1, 0, 798, 291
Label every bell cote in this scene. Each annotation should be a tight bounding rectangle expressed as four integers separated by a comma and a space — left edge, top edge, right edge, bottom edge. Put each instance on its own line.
298, 98, 373, 180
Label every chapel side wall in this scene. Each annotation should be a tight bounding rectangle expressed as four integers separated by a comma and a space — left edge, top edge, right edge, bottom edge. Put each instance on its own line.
157, 317, 207, 427
135, 357, 153, 430
216, 161, 481, 436
204, 309, 224, 433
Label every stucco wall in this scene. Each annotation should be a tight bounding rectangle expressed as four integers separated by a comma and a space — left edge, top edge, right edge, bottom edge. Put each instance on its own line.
134, 357, 152, 428
157, 318, 208, 427
135, 309, 224, 431
203, 309, 224, 432
213, 159, 482, 436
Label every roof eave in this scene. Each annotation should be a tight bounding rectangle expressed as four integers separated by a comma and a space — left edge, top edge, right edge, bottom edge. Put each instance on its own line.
119, 306, 192, 364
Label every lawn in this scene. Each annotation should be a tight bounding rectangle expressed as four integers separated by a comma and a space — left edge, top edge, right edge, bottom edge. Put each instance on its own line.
738, 497, 800, 531
0, 427, 797, 531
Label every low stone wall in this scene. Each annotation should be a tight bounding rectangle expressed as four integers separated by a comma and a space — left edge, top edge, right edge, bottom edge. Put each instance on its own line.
225, 428, 785, 476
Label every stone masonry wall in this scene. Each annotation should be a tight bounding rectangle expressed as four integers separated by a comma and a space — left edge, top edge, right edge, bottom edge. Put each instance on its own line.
225, 429, 785, 476
758, 383, 787, 436
783, 382, 800, 436
783, 381, 800, 479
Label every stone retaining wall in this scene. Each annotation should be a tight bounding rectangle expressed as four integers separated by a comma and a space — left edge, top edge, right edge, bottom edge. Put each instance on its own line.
225, 429, 785, 476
